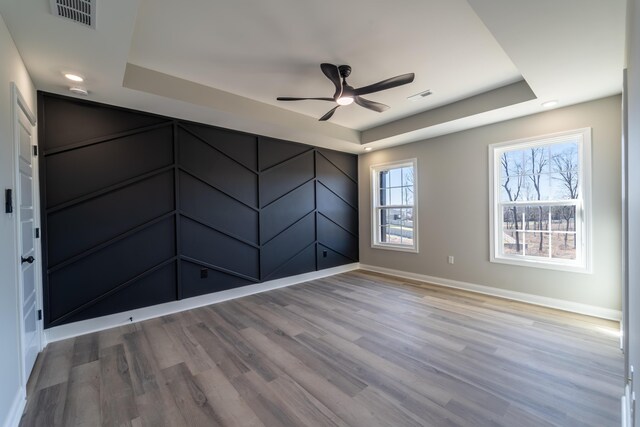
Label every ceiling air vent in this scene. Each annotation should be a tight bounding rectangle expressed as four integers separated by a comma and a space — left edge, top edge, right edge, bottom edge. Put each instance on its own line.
49, 0, 96, 28
407, 90, 432, 102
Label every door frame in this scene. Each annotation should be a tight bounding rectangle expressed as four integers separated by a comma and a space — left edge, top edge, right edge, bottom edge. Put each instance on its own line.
11, 82, 43, 389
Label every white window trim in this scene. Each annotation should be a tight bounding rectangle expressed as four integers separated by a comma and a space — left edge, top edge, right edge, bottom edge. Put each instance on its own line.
370, 158, 419, 253
488, 128, 593, 274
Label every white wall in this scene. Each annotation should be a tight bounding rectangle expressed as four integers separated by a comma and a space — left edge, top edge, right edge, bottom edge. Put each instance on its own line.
359, 95, 621, 313
0, 13, 36, 427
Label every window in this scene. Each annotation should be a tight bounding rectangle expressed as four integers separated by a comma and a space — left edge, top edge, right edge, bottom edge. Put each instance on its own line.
489, 128, 592, 272
371, 159, 418, 252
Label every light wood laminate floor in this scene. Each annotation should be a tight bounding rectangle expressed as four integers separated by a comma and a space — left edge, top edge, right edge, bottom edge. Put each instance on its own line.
21, 270, 623, 426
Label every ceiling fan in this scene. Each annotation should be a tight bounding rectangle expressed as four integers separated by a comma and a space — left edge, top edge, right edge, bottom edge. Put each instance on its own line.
277, 63, 415, 121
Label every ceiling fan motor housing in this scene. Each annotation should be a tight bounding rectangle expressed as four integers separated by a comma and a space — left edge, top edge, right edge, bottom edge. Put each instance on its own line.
338, 65, 352, 79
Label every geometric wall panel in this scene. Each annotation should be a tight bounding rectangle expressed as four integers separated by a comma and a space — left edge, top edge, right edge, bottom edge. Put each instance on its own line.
259, 150, 315, 208
181, 260, 254, 299
181, 123, 258, 171
179, 129, 258, 208
60, 262, 177, 325
317, 244, 355, 271
39, 92, 358, 328
264, 244, 316, 282
259, 136, 312, 171
317, 148, 358, 181
47, 217, 176, 325
40, 95, 168, 150
260, 213, 316, 280
180, 217, 259, 280
316, 152, 358, 208
317, 214, 358, 262
47, 171, 175, 266
260, 180, 315, 244
179, 171, 259, 245
44, 125, 174, 207
316, 182, 358, 236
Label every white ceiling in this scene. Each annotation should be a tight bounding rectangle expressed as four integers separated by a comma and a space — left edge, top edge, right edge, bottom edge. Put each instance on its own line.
0, 0, 627, 153
129, 0, 522, 130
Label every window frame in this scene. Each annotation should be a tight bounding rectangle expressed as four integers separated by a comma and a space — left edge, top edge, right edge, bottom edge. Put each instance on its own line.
488, 128, 593, 273
370, 158, 419, 253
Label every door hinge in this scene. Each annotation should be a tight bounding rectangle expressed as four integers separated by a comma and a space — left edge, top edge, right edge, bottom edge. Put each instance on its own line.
33, 145, 38, 156
35, 228, 40, 238
37, 309, 42, 321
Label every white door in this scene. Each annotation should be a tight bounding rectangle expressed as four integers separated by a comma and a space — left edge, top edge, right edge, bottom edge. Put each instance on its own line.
13, 84, 40, 384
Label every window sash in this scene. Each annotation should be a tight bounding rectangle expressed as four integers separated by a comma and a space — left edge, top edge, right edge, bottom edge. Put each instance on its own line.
371, 159, 418, 252
489, 128, 591, 272
497, 200, 583, 264
499, 199, 580, 207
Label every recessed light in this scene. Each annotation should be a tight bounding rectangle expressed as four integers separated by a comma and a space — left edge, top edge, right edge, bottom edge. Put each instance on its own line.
64, 73, 84, 82
69, 87, 89, 96
542, 100, 558, 108
364, 147, 372, 151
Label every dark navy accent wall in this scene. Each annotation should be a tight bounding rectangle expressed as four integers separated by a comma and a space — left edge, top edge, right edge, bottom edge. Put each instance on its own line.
38, 92, 359, 328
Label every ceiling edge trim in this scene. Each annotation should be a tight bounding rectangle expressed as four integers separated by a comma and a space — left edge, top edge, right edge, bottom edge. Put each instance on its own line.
122, 63, 361, 145
361, 79, 537, 144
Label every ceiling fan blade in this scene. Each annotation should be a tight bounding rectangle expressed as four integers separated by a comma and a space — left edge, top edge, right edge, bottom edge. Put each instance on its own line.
354, 73, 415, 96
320, 63, 343, 99
277, 97, 335, 101
319, 105, 339, 121
354, 96, 389, 113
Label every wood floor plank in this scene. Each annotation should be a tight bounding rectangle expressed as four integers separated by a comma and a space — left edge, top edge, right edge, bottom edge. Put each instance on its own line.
140, 321, 184, 371
161, 317, 213, 375
71, 333, 99, 367
239, 327, 384, 427
21, 270, 623, 426
33, 338, 74, 392
229, 370, 307, 427
20, 382, 68, 427
162, 363, 224, 427
99, 344, 138, 427
61, 360, 101, 427
194, 365, 264, 427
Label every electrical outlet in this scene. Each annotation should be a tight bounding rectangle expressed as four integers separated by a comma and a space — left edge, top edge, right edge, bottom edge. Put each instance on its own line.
448, 256, 454, 264
323, 250, 328, 258
200, 268, 208, 278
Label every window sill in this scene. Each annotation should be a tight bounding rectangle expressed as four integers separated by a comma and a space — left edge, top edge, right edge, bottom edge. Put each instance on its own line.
491, 255, 591, 274
371, 243, 419, 253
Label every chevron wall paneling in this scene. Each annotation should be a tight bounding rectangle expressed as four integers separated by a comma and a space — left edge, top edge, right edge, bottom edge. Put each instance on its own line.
38, 93, 358, 327
177, 123, 260, 298
315, 149, 359, 269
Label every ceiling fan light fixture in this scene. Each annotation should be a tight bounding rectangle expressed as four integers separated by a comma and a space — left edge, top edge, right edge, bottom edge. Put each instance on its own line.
69, 86, 89, 96
336, 96, 354, 106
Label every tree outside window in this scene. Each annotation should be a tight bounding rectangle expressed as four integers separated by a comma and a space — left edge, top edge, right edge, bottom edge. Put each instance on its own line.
490, 129, 591, 273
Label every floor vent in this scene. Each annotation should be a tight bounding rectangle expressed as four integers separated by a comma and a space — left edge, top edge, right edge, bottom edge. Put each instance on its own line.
49, 0, 96, 28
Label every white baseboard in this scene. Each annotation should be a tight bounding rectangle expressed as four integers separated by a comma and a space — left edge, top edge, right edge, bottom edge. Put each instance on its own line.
359, 264, 622, 321
45, 263, 360, 344
622, 384, 632, 427
2, 387, 25, 427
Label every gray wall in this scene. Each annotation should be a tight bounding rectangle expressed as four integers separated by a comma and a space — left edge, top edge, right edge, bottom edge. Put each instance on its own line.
625, 0, 640, 422
0, 13, 37, 427
359, 95, 622, 312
